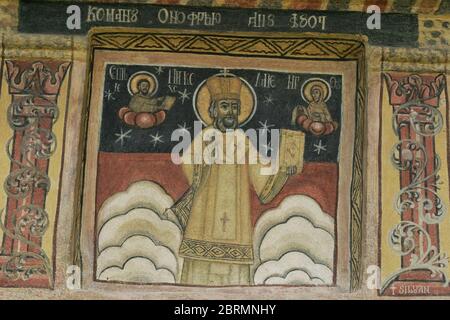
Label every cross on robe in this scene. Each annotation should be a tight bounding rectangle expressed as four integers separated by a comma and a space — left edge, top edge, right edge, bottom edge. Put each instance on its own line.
220, 213, 230, 232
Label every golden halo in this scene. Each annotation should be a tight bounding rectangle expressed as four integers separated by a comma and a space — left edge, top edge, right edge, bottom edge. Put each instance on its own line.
193, 75, 257, 127
128, 71, 158, 96
301, 78, 331, 103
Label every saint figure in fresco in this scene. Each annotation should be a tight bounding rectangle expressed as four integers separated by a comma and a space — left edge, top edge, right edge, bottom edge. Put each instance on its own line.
129, 78, 171, 113
119, 71, 176, 128
292, 79, 338, 136
166, 74, 305, 286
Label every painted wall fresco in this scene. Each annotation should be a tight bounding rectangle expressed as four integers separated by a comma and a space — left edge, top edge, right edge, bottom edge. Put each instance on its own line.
0, 0, 447, 299
79, 32, 364, 293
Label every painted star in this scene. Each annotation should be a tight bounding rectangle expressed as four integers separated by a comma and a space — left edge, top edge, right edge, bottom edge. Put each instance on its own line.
150, 132, 164, 147
155, 66, 164, 75
263, 95, 275, 105
114, 128, 132, 146
177, 122, 191, 133
258, 120, 275, 133
178, 89, 191, 104
104, 89, 115, 101
313, 140, 327, 155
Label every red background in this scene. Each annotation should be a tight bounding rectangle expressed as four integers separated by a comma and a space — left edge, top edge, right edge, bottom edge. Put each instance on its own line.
96, 152, 338, 225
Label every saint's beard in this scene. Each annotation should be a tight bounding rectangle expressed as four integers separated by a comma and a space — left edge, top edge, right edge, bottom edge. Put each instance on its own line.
214, 115, 238, 132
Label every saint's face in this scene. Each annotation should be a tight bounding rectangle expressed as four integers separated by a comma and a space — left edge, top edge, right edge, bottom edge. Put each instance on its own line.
214, 99, 240, 131
312, 87, 322, 103
138, 80, 150, 95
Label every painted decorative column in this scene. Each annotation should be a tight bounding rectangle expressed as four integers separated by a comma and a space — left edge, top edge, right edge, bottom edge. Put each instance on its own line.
0, 60, 70, 288
382, 72, 448, 292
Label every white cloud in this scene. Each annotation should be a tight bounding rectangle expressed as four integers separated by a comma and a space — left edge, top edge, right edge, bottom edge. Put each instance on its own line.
97, 235, 180, 280
98, 208, 182, 254
253, 195, 335, 268
259, 216, 334, 268
254, 195, 334, 256
96, 181, 183, 284
253, 195, 335, 284
254, 251, 333, 285
265, 270, 325, 285
97, 181, 176, 228
98, 257, 176, 284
